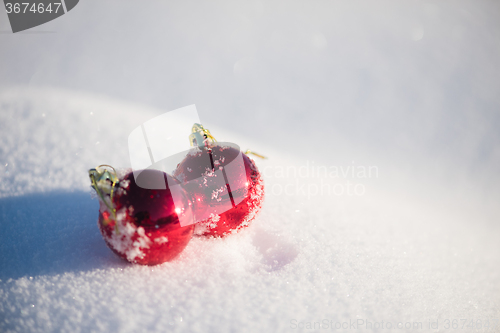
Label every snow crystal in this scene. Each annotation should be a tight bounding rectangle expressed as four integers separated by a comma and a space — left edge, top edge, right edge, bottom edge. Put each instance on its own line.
211, 186, 225, 201
154, 236, 169, 244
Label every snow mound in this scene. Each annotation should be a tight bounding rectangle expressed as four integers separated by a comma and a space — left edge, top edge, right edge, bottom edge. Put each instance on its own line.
0, 87, 499, 332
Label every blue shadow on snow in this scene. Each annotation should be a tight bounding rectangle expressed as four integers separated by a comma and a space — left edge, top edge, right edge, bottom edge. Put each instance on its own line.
0, 191, 126, 280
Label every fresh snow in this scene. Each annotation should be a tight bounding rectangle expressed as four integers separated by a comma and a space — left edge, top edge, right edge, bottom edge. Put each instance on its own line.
1, 87, 499, 333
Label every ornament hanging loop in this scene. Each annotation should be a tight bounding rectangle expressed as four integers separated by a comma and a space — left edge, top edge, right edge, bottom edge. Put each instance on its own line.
88, 164, 119, 232
188, 123, 267, 159
89, 165, 119, 196
189, 123, 217, 148
243, 149, 267, 159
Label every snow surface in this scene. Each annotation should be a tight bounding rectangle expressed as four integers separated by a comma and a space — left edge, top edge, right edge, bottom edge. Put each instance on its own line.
1, 1, 500, 332
1, 87, 499, 333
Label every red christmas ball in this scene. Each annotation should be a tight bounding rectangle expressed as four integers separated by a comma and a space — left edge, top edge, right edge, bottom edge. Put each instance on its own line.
173, 143, 264, 237
93, 169, 194, 265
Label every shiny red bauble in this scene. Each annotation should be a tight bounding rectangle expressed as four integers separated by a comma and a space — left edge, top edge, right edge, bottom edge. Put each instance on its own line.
96, 169, 194, 265
173, 143, 264, 237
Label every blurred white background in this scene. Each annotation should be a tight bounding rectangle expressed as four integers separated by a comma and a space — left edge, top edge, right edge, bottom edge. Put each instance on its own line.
1, 0, 499, 206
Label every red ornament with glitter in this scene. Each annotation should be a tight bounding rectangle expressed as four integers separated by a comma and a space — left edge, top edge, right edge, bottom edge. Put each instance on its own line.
173, 124, 265, 237
89, 166, 194, 265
